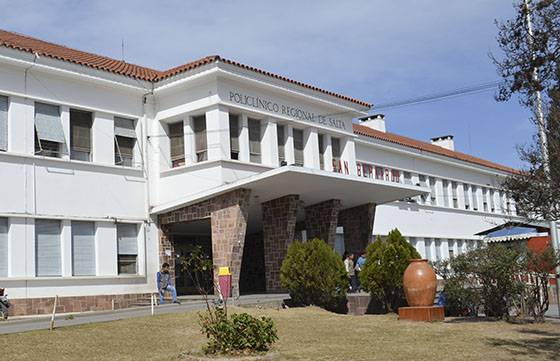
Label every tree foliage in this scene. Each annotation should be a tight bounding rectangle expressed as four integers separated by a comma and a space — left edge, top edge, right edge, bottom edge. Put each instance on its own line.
280, 238, 348, 312
359, 229, 420, 313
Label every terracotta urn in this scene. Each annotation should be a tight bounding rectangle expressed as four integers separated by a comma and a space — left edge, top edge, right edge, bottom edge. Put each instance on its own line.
402, 259, 437, 307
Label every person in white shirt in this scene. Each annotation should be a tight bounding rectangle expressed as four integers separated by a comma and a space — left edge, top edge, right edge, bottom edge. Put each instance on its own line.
343, 252, 356, 292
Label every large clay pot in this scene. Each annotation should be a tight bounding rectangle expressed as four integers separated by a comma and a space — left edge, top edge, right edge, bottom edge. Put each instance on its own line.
403, 259, 437, 307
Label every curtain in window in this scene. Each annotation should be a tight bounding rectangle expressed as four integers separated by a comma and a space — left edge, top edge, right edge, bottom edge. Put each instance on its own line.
169, 122, 185, 162
35, 102, 65, 143
117, 223, 138, 255
293, 128, 304, 165
114, 117, 136, 138
72, 221, 96, 276
229, 115, 240, 152
0, 218, 7, 277
35, 220, 61, 277
0, 96, 7, 151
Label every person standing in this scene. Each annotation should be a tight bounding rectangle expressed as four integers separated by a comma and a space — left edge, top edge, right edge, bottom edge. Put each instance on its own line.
354, 252, 367, 292
157, 263, 181, 305
343, 253, 356, 292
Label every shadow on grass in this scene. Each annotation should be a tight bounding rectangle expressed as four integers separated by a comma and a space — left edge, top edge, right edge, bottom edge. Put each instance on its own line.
486, 328, 560, 361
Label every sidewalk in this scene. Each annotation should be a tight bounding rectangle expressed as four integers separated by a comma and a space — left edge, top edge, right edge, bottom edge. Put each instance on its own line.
0, 293, 288, 335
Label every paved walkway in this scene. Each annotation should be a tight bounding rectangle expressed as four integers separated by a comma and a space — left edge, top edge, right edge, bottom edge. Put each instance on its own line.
545, 304, 559, 321
0, 293, 288, 335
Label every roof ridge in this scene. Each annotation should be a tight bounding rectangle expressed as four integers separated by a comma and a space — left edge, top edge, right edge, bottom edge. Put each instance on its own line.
352, 123, 517, 174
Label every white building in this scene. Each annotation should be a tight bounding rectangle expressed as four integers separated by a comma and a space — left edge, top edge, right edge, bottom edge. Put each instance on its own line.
0, 29, 518, 315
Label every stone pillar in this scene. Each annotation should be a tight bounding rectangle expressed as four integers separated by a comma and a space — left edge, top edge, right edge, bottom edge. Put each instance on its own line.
159, 225, 176, 280
262, 195, 299, 293
338, 203, 376, 255
304, 199, 342, 247
210, 189, 251, 298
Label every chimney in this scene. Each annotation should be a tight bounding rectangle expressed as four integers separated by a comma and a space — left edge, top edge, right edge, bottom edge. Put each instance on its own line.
430, 135, 454, 151
359, 113, 386, 132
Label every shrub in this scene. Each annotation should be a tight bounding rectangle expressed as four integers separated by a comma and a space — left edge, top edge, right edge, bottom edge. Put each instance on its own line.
280, 238, 347, 311
199, 308, 278, 354
359, 229, 420, 312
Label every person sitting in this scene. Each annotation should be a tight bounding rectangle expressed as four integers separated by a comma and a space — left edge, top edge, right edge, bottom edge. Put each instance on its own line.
156, 263, 181, 305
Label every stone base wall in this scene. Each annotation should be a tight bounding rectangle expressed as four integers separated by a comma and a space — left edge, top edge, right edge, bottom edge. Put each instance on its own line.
8, 293, 152, 316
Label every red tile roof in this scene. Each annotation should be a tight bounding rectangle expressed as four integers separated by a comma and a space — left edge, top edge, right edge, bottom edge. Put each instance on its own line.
353, 123, 518, 174
0, 29, 371, 107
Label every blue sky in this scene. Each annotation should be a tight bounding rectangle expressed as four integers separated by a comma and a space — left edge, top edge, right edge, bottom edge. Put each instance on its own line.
0, 0, 534, 168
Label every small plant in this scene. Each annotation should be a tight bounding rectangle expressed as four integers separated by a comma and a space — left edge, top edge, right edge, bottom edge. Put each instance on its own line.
199, 308, 278, 354
359, 229, 420, 313
179, 246, 278, 355
280, 238, 348, 312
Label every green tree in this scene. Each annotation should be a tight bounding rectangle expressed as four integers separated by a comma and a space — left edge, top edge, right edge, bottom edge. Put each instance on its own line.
280, 238, 347, 312
359, 229, 420, 312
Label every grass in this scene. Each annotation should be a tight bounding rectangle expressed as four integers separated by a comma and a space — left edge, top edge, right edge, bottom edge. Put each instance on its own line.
1, 306, 559, 361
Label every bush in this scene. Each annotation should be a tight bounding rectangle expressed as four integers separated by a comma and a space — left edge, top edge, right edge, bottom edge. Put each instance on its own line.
280, 238, 348, 311
199, 308, 278, 354
359, 229, 420, 312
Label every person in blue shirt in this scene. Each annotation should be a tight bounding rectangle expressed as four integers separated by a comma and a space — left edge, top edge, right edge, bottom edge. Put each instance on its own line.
156, 263, 181, 305
354, 252, 367, 292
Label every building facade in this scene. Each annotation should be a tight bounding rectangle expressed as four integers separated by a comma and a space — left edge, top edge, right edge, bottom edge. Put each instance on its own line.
0, 30, 520, 315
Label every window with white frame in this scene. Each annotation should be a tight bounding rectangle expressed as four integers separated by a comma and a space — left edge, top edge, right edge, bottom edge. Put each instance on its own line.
114, 117, 137, 167
451, 181, 458, 208
70, 109, 93, 161
35, 219, 61, 277
463, 184, 470, 210
117, 223, 138, 274
193, 115, 207, 162
0, 218, 7, 277
318, 133, 325, 170
72, 221, 96, 276
229, 114, 240, 160
35, 102, 66, 158
0, 95, 7, 152
169, 121, 185, 168
489, 189, 496, 213
248, 118, 261, 163
277, 124, 286, 164
482, 188, 489, 212
293, 128, 304, 166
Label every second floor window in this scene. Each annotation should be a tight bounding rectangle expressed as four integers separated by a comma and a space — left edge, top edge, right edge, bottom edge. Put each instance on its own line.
248, 118, 261, 163
70, 109, 92, 161
169, 121, 185, 167
114, 117, 137, 167
193, 115, 207, 162
277, 124, 285, 164
0, 95, 7, 152
35, 102, 66, 158
229, 114, 240, 160
293, 128, 304, 166
318, 134, 325, 170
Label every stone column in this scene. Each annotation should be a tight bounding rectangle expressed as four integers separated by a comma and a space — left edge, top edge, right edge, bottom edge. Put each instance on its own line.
159, 225, 176, 281
262, 195, 299, 293
210, 189, 251, 298
338, 203, 376, 255
304, 199, 342, 247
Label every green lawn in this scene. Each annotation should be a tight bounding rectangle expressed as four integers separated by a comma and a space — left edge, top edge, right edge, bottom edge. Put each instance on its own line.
1, 306, 559, 361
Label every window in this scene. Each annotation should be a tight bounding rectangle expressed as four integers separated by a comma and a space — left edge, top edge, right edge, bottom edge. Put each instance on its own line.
193, 115, 207, 162
72, 221, 95, 276
169, 121, 185, 167
70, 109, 92, 161
442, 180, 449, 207
318, 134, 325, 170
331, 137, 341, 160
435, 240, 442, 261
375, 166, 384, 180
429, 177, 437, 205
452, 182, 458, 208
114, 117, 136, 167
403, 172, 412, 185
35, 220, 61, 277
248, 118, 261, 163
472, 186, 479, 211
424, 239, 432, 261
0, 218, 7, 277
489, 189, 495, 213
277, 124, 285, 164
448, 240, 455, 259
418, 174, 427, 187
391, 169, 400, 183
35, 102, 66, 158
482, 188, 489, 212
229, 114, 240, 160
463, 184, 470, 210
293, 128, 304, 166
0, 95, 7, 152
117, 223, 138, 274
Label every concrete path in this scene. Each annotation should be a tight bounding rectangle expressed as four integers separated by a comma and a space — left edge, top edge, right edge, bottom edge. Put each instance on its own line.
545, 304, 559, 321
0, 293, 288, 335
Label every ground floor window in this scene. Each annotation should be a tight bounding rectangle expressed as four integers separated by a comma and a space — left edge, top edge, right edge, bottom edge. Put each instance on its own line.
35, 219, 61, 277
117, 223, 138, 275
72, 221, 96, 276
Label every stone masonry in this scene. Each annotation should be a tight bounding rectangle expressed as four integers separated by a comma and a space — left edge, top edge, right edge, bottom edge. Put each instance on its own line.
338, 203, 376, 254
305, 199, 342, 247
262, 195, 299, 293
159, 188, 251, 297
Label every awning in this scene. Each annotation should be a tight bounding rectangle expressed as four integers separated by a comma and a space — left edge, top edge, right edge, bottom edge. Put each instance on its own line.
151, 165, 429, 215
